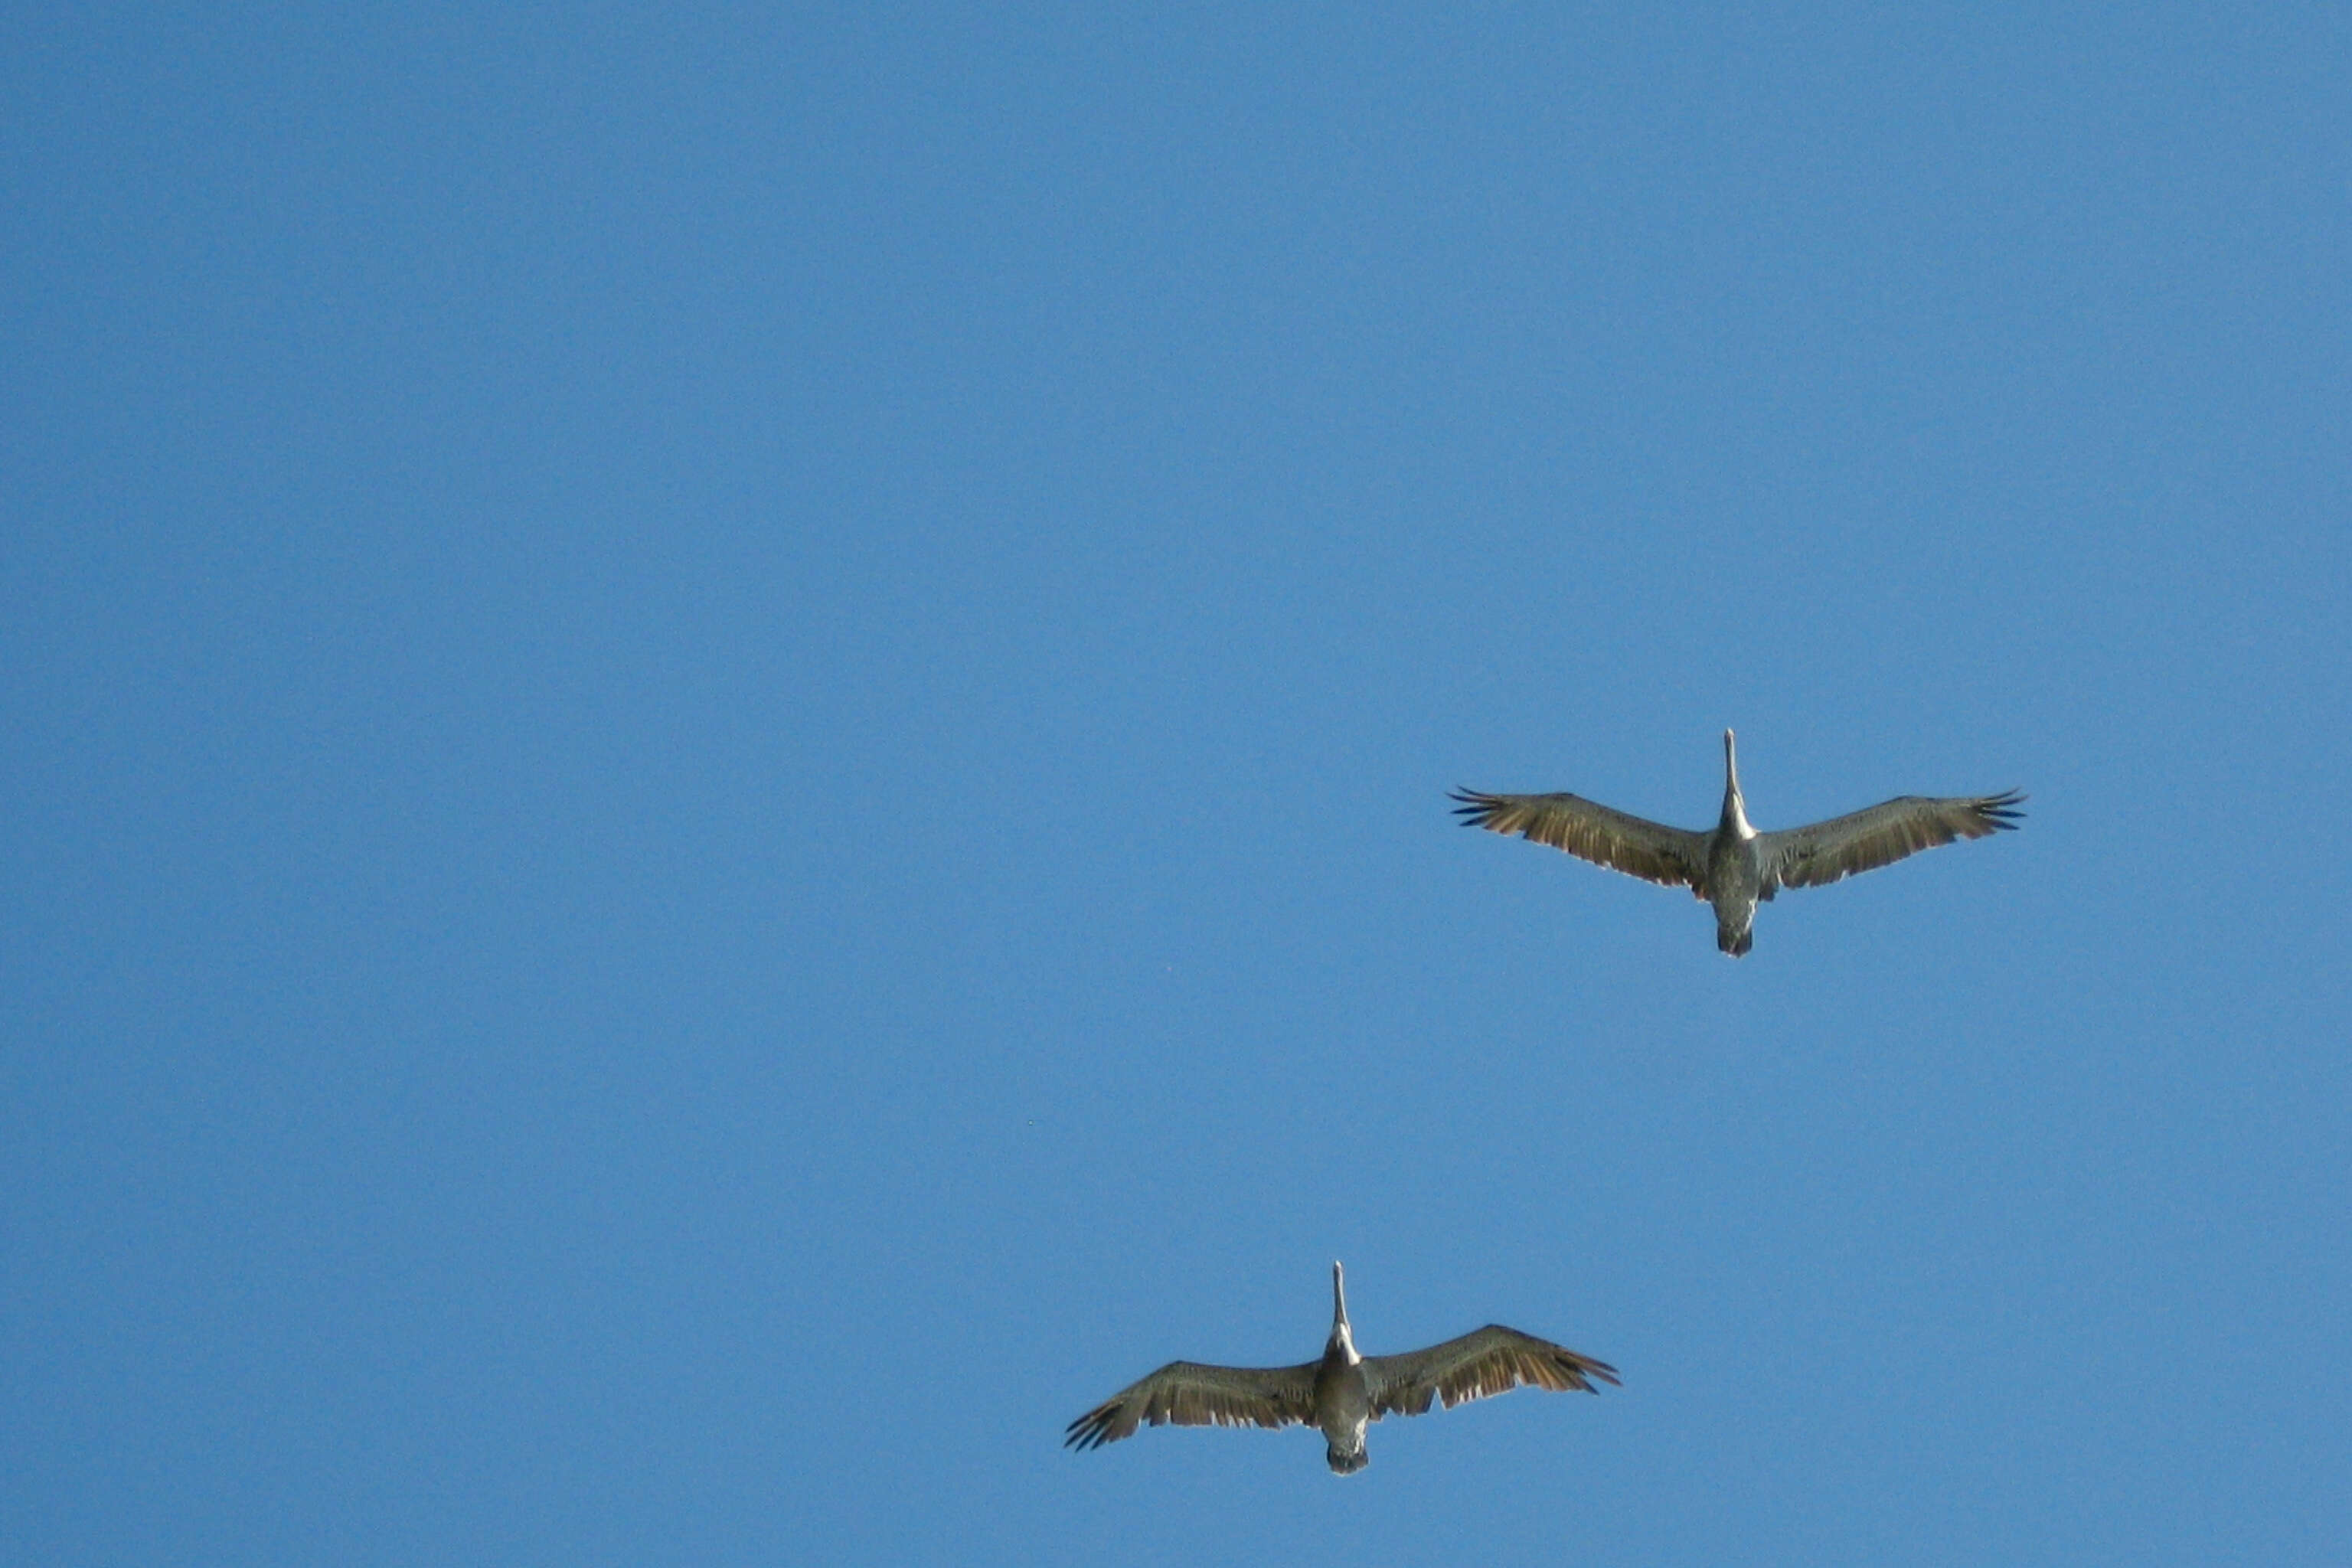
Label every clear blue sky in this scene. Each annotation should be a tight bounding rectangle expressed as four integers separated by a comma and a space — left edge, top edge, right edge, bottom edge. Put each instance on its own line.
6, 5, 2347, 1563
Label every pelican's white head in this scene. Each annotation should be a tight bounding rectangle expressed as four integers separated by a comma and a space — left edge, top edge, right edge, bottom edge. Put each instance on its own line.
1720, 728, 1753, 837
1328, 1261, 1359, 1364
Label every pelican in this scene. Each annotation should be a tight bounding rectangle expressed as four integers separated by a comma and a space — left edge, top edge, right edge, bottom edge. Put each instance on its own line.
1452, 730, 2023, 956
1065, 1262, 1616, 1474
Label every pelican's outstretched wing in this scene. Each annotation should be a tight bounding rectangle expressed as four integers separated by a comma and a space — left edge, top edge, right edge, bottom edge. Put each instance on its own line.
1764, 791, 2024, 890
1065, 1360, 1319, 1450
1450, 789, 1707, 890
1364, 1325, 1619, 1419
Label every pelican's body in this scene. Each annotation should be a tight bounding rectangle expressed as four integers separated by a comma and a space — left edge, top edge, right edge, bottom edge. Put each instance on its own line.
1310, 1279, 1372, 1472
1453, 730, 2023, 956
1066, 1263, 1615, 1475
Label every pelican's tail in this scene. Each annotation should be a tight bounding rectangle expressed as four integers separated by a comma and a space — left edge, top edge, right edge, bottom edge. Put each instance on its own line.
1325, 1445, 1369, 1475
1717, 924, 1753, 957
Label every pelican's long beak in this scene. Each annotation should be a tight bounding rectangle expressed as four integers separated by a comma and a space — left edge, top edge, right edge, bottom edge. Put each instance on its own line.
1723, 728, 1740, 794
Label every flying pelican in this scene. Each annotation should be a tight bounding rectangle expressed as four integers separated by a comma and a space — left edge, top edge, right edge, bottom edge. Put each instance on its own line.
1065, 1262, 1616, 1474
1452, 730, 2023, 956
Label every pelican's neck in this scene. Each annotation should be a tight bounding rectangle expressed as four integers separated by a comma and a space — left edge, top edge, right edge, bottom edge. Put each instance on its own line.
1721, 729, 1754, 839
1329, 1262, 1359, 1365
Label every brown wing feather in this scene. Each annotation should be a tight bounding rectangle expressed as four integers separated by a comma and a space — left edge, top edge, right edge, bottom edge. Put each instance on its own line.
1765, 790, 2024, 890
1364, 1325, 1620, 1419
1064, 1360, 1319, 1451
1451, 789, 1707, 890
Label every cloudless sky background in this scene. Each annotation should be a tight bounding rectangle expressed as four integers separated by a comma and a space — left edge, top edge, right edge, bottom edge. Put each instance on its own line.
5, 4, 2348, 1563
